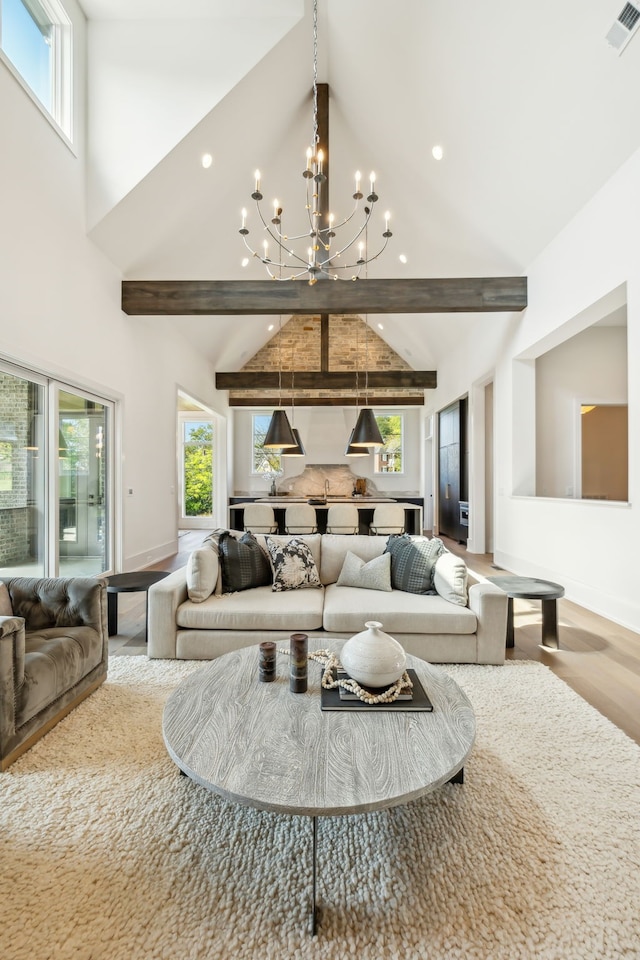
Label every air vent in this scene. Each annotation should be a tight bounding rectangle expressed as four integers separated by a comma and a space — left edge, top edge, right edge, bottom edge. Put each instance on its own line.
606, 2, 640, 54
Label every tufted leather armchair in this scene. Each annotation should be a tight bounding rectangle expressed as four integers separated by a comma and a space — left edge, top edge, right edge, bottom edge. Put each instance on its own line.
0, 576, 108, 771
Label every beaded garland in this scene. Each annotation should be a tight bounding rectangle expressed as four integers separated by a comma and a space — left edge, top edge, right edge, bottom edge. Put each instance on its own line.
278, 647, 413, 705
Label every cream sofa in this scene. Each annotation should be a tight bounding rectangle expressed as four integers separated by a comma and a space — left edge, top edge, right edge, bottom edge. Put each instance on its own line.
148, 534, 507, 665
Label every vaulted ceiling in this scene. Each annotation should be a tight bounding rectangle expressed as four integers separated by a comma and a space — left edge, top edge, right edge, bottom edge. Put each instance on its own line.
80, 0, 640, 374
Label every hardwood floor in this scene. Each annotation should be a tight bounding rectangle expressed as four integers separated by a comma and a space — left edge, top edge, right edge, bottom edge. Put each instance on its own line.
109, 531, 640, 746
444, 537, 640, 746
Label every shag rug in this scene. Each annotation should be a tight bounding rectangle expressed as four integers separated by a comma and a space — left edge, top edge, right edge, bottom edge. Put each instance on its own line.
1, 658, 639, 960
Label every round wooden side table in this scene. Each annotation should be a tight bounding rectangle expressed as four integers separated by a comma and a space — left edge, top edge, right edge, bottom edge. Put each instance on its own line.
487, 575, 565, 649
105, 570, 169, 642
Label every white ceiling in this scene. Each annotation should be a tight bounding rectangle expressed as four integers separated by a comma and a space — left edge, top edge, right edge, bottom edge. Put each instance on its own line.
81, 0, 640, 373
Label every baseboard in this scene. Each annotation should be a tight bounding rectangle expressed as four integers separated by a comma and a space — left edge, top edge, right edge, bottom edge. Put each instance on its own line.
125, 539, 178, 572
493, 549, 640, 636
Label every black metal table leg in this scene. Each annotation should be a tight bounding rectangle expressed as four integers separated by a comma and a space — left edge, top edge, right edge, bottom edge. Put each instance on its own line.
310, 816, 319, 935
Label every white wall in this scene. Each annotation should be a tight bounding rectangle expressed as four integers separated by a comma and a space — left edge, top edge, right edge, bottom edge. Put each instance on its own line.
232, 407, 423, 497
535, 326, 627, 499
0, 2, 227, 570
427, 144, 640, 632
86, 9, 302, 227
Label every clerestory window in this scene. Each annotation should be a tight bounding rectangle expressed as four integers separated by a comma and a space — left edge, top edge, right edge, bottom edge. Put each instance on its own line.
0, 0, 73, 141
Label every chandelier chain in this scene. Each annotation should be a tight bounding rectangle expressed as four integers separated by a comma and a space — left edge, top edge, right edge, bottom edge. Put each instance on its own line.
312, 0, 319, 149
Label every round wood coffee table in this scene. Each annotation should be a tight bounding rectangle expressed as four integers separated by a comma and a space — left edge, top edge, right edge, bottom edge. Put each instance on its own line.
162, 642, 476, 935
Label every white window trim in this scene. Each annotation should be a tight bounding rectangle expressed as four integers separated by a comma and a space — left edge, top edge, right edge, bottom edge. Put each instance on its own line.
251, 413, 283, 477
0, 0, 74, 147
373, 411, 405, 475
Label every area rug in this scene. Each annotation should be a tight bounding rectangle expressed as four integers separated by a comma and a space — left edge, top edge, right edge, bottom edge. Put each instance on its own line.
1, 658, 639, 960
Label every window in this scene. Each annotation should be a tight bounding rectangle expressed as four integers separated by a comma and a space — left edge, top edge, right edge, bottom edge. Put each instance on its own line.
0, 363, 114, 578
181, 419, 213, 519
252, 414, 283, 476
0, 0, 72, 140
374, 414, 404, 473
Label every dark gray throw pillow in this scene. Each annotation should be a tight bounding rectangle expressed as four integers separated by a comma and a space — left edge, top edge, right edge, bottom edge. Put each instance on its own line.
218, 531, 272, 593
384, 534, 445, 594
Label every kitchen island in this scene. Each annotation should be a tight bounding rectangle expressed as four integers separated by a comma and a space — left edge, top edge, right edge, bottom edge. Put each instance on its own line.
228, 497, 423, 535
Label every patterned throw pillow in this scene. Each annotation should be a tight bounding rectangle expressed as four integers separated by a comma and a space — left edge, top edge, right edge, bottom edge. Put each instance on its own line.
218, 532, 272, 593
265, 536, 322, 592
384, 535, 445, 594
336, 550, 392, 592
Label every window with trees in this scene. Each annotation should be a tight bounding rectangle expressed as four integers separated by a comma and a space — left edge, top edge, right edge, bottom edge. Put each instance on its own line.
252, 414, 282, 475
0, 0, 73, 140
182, 420, 213, 518
374, 414, 404, 473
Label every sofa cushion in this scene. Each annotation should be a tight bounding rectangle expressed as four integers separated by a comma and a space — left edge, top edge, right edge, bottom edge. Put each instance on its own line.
319, 535, 387, 585
186, 546, 219, 602
336, 550, 392, 592
176, 585, 324, 632
433, 550, 468, 606
219, 532, 272, 593
0, 582, 13, 616
384, 535, 444, 594
322, 583, 477, 635
265, 536, 322, 592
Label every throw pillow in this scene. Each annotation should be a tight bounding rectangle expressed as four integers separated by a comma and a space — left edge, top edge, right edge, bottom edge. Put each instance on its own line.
336, 550, 392, 592
186, 546, 219, 602
384, 535, 445, 594
265, 536, 322, 592
218, 531, 272, 594
0, 581, 13, 616
202, 528, 245, 595
433, 550, 468, 606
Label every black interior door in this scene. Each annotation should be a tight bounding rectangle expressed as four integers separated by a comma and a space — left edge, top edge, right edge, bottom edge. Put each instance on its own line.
438, 399, 467, 542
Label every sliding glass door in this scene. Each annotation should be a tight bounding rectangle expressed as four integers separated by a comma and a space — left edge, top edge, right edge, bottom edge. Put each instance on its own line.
0, 368, 46, 576
0, 362, 114, 578
57, 389, 109, 575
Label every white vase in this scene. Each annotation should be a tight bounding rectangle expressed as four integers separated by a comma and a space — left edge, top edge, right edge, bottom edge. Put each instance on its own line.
340, 621, 406, 688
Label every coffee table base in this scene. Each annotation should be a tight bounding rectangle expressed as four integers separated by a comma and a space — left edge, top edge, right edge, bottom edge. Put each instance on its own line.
307, 767, 465, 936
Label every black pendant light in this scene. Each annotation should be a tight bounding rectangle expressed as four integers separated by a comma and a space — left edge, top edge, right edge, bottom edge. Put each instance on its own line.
344, 426, 369, 456
264, 408, 297, 448
264, 311, 297, 449
283, 427, 306, 457
349, 309, 383, 448
282, 360, 306, 456
350, 407, 384, 447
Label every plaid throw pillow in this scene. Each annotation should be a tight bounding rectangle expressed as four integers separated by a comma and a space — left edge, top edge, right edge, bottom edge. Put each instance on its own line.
218, 532, 272, 593
384, 535, 444, 594
265, 537, 322, 592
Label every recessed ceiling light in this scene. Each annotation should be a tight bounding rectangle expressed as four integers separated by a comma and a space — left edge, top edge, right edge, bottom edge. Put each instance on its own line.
377, 322, 384, 330
241, 257, 250, 267
431, 145, 444, 161
399, 254, 408, 264
201, 153, 213, 169
268, 324, 275, 331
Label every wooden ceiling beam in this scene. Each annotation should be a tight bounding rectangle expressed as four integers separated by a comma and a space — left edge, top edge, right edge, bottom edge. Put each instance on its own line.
216, 370, 437, 390
229, 395, 425, 407
121, 277, 527, 316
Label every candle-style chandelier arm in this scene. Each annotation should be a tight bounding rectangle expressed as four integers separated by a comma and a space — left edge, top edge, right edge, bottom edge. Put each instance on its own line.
239, 185, 392, 280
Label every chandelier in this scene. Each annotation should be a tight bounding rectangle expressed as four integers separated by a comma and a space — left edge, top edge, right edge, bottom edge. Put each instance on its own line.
238, 0, 392, 285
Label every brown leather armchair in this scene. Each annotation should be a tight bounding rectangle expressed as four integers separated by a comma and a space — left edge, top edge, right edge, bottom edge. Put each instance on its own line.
0, 576, 108, 771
